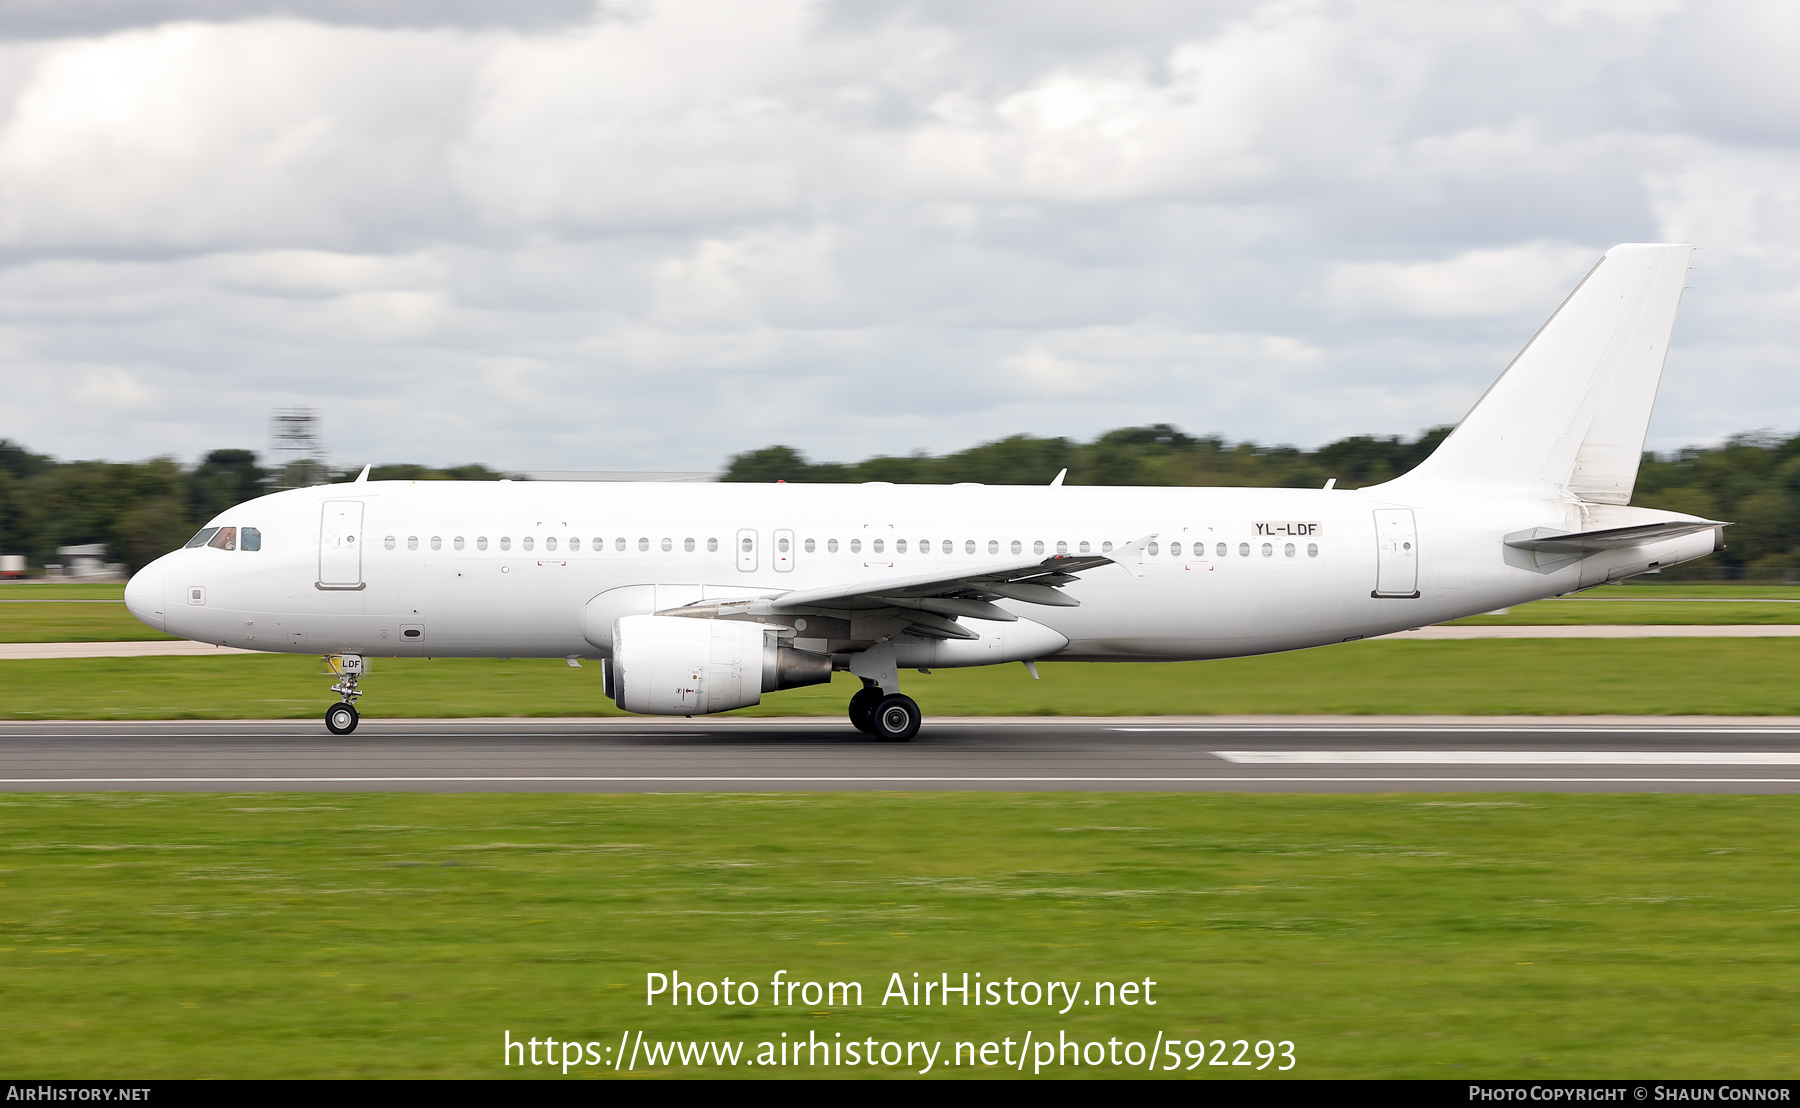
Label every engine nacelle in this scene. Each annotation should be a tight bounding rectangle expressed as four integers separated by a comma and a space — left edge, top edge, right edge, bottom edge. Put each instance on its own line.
610, 614, 832, 716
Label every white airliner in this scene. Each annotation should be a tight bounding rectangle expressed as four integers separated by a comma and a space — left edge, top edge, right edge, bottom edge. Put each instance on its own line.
125, 243, 1722, 740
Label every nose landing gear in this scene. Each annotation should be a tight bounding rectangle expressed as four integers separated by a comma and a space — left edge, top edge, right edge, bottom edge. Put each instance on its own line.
325, 654, 365, 735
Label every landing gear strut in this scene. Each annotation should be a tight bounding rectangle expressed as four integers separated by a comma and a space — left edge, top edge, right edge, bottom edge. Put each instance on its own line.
325, 654, 365, 735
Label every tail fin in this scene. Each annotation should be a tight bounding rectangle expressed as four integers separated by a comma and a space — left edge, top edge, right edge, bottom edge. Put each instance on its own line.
1387, 243, 1693, 503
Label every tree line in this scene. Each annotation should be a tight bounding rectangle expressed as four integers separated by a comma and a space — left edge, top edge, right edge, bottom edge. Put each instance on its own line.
3, 425, 1796, 578
0, 443, 504, 573
723, 426, 1800, 580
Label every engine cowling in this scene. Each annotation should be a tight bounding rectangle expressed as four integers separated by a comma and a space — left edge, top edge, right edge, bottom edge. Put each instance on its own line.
610, 614, 832, 716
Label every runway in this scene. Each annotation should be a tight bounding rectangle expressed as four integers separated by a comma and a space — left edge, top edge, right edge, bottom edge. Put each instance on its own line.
6, 715, 1800, 793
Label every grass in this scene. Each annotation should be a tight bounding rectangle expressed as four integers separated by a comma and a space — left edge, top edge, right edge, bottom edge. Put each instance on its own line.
6, 638, 1800, 719
2, 791, 1797, 1079
0, 602, 179, 642
0, 583, 126, 600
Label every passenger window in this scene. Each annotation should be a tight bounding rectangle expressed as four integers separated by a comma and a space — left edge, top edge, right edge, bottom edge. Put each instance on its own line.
616, 538, 626, 551
454, 536, 465, 551
546, 536, 557, 552
1055, 540, 1067, 554
896, 539, 907, 554
778, 537, 791, 553
1216, 543, 1227, 558
521, 536, 532, 551
1170, 541, 1181, 556
431, 536, 442, 551
477, 536, 488, 551
184, 527, 220, 549
408, 536, 419, 551
965, 540, 975, 554
740, 537, 752, 552
943, 540, 953, 554
241, 527, 261, 551
1010, 540, 1021, 554
685, 538, 695, 552
500, 537, 511, 551
1101, 541, 1113, 553
1308, 543, 1319, 558
1033, 540, 1045, 555
1238, 543, 1249, 557
592, 537, 603, 550
1284, 543, 1295, 557
661, 538, 672, 552
989, 540, 999, 554
1261, 543, 1273, 557
385, 535, 396, 551
804, 538, 815, 553
1078, 540, 1088, 554
639, 538, 649, 552
850, 539, 862, 553
706, 538, 718, 552
207, 527, 237, 551
569, 537, 580, 551
827, 539, 838, 553
873, 538, 884, 554
1147, 541, 1159, 556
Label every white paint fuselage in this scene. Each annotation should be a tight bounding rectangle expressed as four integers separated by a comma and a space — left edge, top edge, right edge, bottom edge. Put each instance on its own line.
124, 479, 1718, 667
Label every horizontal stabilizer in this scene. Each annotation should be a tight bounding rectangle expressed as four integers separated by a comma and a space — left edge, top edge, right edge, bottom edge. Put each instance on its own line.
1503, 520, 1725, 554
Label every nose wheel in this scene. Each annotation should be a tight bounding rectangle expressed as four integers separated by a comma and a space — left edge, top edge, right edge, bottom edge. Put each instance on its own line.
325, 701, 360, 735
324, 654, 366, 735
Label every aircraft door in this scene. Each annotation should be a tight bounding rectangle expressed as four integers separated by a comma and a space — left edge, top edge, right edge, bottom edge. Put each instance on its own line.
773, 528, 795, 572
319, 501, 365, 589
736, 529, 758, 572
1372, 509, 1419, 598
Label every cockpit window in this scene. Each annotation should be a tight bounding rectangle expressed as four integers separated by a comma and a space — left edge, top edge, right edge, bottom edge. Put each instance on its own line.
206, 527, 237, 551
241, 527, 261, 552
184, 527, 220, 549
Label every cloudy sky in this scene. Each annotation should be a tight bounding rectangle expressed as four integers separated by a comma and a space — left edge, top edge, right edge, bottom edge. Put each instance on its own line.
0, 0, 1796, 471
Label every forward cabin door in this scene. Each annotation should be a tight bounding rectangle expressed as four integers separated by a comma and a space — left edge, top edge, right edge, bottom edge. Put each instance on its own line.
1372, 509, 1419, 598
318, 501, 365, 589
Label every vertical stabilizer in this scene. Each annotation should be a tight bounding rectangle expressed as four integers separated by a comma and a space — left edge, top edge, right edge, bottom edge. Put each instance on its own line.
1387, 243, 1693, 503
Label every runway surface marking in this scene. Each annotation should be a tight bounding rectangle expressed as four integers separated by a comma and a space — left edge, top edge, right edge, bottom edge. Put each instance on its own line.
8, 776, 1800, 786
1212, 750, 1800, 764
1116, 726, 1800, 735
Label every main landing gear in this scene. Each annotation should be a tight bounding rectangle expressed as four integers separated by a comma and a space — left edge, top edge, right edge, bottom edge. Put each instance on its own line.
848, 681, 921, 742
324, 654, 365, 735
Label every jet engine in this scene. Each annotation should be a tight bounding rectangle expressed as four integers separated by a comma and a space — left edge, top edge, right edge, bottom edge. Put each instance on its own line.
609, 614, 832, 715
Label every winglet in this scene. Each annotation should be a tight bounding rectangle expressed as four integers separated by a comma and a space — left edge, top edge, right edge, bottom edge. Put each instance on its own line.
1049, 469, 1067, 487
1109, 533, 1158, 579
354, 464, 371, 483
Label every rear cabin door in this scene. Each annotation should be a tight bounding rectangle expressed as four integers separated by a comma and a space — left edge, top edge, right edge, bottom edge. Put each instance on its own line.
319, 501, 365, 589
1372, 509, 1419, 598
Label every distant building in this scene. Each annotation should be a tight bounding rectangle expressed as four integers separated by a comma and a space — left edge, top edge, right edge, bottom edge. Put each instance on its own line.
55, 544, 113, 577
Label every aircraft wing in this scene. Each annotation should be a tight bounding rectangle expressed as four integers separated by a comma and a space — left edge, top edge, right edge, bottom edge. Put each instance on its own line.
660, 535, 1155, 640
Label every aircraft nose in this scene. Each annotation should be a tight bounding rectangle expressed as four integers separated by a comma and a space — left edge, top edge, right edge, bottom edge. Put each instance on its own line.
124, 558, 167, 632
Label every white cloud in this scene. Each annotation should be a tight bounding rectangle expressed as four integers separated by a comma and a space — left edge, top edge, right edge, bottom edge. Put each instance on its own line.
0, 0, 1796, 471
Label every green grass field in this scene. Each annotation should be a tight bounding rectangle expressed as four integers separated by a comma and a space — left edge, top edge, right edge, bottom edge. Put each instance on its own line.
5, 638, 1800, 719
2, 792, 1797, 1079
